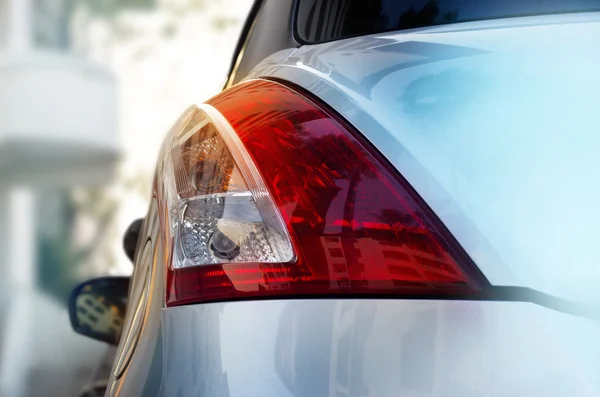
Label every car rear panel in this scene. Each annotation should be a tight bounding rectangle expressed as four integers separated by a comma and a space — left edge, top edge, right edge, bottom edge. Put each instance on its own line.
156, 300, 600, 397
249, 13, 600, 302
115, 13, 600, 397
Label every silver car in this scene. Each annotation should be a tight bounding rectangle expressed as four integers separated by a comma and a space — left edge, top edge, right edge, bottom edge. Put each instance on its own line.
70, 1, 600, 396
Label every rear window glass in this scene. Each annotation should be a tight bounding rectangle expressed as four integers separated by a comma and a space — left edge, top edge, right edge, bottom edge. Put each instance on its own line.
296, 0, 600, 43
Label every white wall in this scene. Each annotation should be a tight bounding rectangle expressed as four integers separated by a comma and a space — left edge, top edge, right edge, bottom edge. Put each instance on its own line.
0, 1, 9, 49
3, 0, 33, 51
0, 53, 117, 152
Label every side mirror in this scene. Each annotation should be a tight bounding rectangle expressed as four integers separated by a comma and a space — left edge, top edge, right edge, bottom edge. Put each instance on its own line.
69, 277, 130, 345
123, 218, 144, 263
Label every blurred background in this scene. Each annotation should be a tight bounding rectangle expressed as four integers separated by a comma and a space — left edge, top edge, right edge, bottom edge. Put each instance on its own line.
0, 0, 251, 396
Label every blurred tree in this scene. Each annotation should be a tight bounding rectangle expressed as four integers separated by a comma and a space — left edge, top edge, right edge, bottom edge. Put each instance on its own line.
37, 190, 78, 304
34, 0, 157, 305
33, 0, 159, 49
212, 16, 239, 32
37, 0, 245, 304
74, 0, 158, 17
37, 170, 151, 304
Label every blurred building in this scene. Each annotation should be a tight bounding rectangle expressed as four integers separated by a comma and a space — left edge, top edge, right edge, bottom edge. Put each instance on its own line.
1, 0, 250, 395
0, 0, 117, 396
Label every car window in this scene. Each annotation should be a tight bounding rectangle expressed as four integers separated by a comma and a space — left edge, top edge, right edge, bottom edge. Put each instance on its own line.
225, 0, 297, 88
296, 0, 600, 43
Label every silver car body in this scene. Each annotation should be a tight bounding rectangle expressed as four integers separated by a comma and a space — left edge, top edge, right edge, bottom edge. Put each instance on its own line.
106, 13, 600, 397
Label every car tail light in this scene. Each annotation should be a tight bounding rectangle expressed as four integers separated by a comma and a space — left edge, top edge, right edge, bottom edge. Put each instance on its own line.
157, 79, 486, 307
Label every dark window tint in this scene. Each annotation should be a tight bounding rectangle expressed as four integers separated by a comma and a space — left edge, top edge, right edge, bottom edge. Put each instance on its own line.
225, 0, 297, 88
296, 0, 600, 43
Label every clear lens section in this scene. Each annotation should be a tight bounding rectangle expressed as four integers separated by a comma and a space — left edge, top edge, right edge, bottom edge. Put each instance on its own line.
162, 106, 294, 269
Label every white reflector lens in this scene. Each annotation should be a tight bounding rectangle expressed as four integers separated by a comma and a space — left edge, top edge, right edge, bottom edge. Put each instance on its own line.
162, 105, 295, 269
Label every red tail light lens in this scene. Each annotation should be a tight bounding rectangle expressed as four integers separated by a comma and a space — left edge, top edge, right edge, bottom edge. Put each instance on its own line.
161, 79, 485, 307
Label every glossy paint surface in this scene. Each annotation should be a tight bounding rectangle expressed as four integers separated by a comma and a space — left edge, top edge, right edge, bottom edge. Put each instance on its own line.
154, 299, 599, 397
106, 14, 600, 397
249, 13, 600, 302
